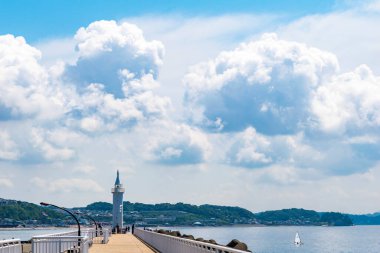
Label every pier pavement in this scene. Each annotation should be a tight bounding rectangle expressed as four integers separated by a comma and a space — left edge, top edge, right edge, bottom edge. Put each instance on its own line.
89, 233, 155, 253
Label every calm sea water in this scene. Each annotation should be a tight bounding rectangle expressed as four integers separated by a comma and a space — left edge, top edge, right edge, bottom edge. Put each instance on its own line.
0, 228, 74, 241
168, 225, 380, 253
2, 226, 380, 252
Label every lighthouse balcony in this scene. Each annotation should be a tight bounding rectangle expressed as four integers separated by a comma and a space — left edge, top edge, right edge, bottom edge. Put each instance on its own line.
111, 186, 125, 193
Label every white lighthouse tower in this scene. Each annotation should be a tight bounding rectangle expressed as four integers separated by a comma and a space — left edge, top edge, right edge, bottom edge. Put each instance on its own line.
111, 170, 125, 233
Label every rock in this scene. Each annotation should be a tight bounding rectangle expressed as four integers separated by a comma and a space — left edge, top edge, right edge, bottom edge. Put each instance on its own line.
226, 239, 250, 251
207, 239, 217, 245
195, 237, 204, 242
182, 234, 195, 240
169, 231, 181, 237
157, 229, 166, 234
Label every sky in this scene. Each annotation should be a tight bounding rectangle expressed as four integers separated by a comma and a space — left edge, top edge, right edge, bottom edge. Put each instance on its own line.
1, 0, 380, 214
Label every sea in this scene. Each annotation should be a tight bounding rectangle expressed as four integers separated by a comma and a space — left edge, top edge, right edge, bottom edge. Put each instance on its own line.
2, 225, 380, 252
0, 228, 74, 241
168, 225, 380, 253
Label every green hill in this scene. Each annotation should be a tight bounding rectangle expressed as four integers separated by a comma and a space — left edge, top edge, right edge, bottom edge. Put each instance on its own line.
0, 198, 66, 227
256, 208, 353, 226
320, 212, 353, 226
256, 208, 320, 225
79, 201, 255, 226
0, 198, 354, 227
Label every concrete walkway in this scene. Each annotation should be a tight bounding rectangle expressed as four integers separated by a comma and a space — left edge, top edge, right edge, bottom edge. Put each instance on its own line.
89, 234, 155, 253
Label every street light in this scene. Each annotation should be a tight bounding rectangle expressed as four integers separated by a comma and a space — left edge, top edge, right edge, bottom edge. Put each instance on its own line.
40, 202, 81, 237
75, 212, 99, 237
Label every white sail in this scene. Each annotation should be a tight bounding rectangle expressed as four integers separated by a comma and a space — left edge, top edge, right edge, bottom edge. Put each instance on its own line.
294, 232, 301, 245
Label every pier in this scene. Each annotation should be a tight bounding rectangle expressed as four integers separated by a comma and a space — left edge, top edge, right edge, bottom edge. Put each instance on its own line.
0, 229, 250, 253
89, 234, 154, 253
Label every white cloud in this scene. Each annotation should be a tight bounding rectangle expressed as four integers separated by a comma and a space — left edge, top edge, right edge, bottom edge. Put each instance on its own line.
147, 122, 211, 165
0, 130, 20, 160
0, 178, 13, 188
31, 177, 103, 193
30, 128, 75, 161
0, 35, 71, 121
255, 166, 301, 185
182, 31, 380, 175
34, 37, 77, 66
362, 0, 380, 12
229, 127, 272, 167
0, 20, 172, 165
312, 64, 380, 133
70, 82, 170, 132
65, 20, 164, 98
226, 127, 324, 170
277, 7, 380, 74
73, 165, 96, 174
60, 20, 171, 132
184, 33, 339, 134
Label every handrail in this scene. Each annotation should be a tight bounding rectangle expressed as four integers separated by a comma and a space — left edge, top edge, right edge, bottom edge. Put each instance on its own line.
31, 227, 110, 253
32, 235, 90, 253
0, 239, 22, 253
134, 228, 251, 253
34, 230, 77, 237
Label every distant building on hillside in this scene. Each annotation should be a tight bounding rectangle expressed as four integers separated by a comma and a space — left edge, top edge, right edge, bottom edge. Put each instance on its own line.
111, 170, 125, 232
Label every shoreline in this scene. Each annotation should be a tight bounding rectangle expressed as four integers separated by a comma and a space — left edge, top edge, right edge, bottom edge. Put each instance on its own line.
0, 226, 74, 231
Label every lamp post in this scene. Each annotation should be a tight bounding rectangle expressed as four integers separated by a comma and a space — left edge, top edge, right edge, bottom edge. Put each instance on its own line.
75, 212, 98, 237
40, 202, 81, 237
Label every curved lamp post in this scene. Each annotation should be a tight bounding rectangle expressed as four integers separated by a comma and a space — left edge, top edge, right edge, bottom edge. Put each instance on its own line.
40, 202, 81, 237
75, 212, 98, 237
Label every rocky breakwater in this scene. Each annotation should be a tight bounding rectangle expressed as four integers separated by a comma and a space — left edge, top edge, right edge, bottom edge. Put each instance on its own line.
154, 229, 251, 252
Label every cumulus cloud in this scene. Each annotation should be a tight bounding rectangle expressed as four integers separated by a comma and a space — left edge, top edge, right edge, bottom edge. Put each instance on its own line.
226, 127, 323, 169
0, 35, 72, 121
0, 20, 169, 129
0, 178, 13, 188
30, 128, 75, 161
0, 130, 20, 160
61, 20, 170, 132
0, 20, 172, 165
31, 177, 103, 193
255, 166, 301, 185
227, 127, 272, 167
65, 20, 164, 98
225, 126, 379, 175
312, 64, 380, 133
147, 122, 211, 165
182, 32, 380, 175
69, 82, 170, 133
184, 33, 338, 134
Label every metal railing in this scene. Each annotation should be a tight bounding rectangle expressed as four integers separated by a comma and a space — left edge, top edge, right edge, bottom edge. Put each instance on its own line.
31, 236, 90, 253
37, 230, 78, 237
30, 227, 110, 253
134, 228, 251, 253
81, 228, 110, 244
0, 239, 22, 253
102, 229, 110, 244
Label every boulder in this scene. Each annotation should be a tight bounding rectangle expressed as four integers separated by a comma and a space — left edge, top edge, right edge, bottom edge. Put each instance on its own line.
226, 239, 250, 251
157, 229, 166, 234
207, 239, 217, 245
169, 231, 181, 237
182, 234, 195, 240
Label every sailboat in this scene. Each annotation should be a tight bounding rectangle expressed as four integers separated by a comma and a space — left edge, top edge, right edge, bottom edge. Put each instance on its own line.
294, 232, 302, 246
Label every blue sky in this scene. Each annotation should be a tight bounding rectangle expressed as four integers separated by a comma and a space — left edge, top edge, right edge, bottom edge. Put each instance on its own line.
1, 0, 380, 214
1, 0, 342, 42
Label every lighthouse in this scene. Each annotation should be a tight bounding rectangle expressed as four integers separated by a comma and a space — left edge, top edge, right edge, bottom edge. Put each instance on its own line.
111, 170, 125, 233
